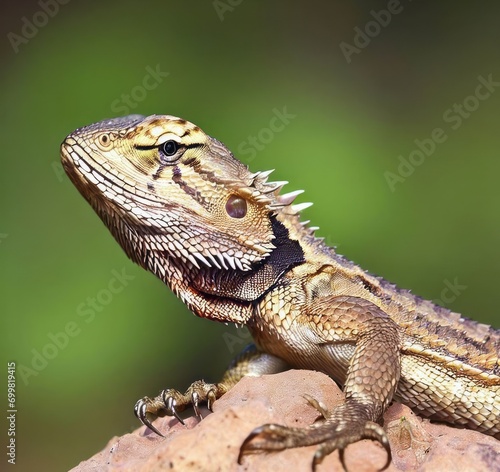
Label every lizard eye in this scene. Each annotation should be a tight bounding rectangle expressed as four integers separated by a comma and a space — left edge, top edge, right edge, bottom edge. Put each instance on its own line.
226, 195, 247, 218
159, 140, 181, 163
97, 133, 114, 150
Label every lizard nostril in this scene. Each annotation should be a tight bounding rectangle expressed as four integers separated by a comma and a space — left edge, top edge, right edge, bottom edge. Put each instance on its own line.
225, 195, 247, 218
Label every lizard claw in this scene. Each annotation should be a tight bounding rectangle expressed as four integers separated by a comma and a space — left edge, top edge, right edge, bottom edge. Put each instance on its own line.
238, 424, 291, 464
303, 393, 329, 420
191, 391, 202, 419
134, 398, 166, 437
161, 391, 186, 425
206, 389, 217, 412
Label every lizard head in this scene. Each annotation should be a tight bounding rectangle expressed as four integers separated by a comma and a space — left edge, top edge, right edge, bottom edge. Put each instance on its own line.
61, 114, 308, 276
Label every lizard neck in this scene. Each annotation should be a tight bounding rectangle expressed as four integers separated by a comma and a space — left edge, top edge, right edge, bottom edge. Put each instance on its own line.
189, 216, 305, 301
106, 210, 307, 324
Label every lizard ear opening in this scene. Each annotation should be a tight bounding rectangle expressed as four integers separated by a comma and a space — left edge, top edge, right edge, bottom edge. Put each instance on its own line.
225, 195, 247, 219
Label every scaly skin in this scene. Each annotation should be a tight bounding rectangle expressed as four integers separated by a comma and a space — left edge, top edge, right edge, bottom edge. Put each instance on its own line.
61, 114, 500, 470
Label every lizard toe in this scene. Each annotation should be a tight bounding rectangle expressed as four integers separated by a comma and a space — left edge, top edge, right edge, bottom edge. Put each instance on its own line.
134, 397, 165, 437
239, 418, 391, 471
238, 423, 302, 463
310, 421, 391, 472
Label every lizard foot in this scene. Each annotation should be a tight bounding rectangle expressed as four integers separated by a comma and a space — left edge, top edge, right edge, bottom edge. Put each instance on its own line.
238, 400, 391, 472
134, 380, 227, 436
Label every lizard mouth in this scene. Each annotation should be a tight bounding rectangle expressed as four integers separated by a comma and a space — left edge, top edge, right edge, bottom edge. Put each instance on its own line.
60, 140, 114, 194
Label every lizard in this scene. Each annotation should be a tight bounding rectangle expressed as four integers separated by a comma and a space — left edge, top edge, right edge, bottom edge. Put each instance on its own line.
60, 114, 500, 470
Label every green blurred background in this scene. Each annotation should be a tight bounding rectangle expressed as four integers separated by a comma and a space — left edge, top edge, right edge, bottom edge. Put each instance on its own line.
2, 1, 499, 470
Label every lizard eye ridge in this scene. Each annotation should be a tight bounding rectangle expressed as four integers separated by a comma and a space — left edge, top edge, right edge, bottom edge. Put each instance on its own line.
159, 140, 181, 163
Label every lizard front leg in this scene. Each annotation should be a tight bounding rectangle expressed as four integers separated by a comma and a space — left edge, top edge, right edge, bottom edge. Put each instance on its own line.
134, 343, 289, 436
239, 296, 401, 471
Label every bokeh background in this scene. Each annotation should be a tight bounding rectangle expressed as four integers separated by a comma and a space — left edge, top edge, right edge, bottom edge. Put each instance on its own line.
2, 1, 500, 470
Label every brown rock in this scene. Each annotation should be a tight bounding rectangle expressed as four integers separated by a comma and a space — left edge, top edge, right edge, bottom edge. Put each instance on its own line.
70, 370, 500, 472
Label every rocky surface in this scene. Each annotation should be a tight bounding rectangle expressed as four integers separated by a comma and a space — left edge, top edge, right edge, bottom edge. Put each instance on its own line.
71, 370, 500, 472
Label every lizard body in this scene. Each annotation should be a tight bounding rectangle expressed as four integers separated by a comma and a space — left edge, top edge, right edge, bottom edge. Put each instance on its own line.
61, 114, 499, 470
